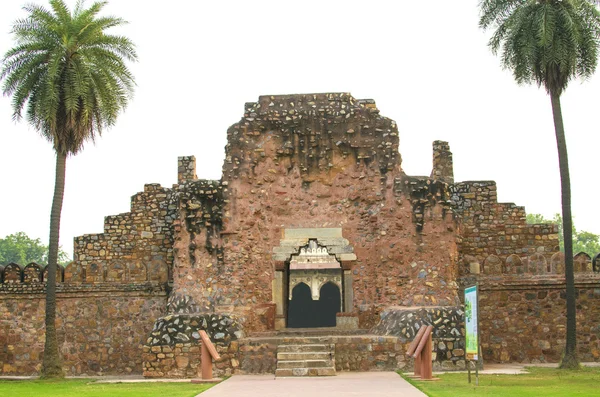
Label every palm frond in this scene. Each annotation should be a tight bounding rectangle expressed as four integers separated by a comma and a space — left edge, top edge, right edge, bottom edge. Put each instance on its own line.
0, 0, 137, 156
480, 0, 600, 95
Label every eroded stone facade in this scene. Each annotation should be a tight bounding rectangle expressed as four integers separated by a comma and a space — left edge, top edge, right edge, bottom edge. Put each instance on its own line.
1, 93, 599, 377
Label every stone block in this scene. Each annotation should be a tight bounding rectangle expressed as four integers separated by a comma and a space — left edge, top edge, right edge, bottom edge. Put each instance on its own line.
175, 356, 189, 369
284, 228, 342, 239
338, 253, 357, 261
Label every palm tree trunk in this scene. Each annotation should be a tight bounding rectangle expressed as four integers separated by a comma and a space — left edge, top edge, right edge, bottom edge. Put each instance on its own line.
551, 93, 578, 369
41, 151, 66, 378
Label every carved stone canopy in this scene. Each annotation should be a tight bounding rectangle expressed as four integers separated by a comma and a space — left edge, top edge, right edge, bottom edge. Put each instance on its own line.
290, 240, 340, 270
272, 228, 357, 271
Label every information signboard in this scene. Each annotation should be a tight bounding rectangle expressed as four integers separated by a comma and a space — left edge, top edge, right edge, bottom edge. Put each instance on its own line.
464, 285, 479, 361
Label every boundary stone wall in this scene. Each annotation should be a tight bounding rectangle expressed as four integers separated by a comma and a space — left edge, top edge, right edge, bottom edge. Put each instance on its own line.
460, 274, 600, 363
0, 283, 167, 375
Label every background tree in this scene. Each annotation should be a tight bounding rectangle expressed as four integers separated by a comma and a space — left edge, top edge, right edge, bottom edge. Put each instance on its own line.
479, 0, 600, 368
527, 213, 600, 257
1, 0, 136, 377
0, 232, 70, 265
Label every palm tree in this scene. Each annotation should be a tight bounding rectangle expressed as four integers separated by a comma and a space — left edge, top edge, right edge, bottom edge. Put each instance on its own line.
479, 0, 600, 369
1, 0, 136, 377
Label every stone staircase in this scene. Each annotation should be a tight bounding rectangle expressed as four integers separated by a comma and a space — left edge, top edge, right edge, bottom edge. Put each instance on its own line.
275, 341, 336, 377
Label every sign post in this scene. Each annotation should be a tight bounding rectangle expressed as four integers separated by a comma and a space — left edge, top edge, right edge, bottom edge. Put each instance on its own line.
464, 284, 479, 385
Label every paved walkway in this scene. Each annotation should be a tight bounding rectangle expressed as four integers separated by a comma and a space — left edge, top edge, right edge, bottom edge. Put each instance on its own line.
197, 372, 426, 397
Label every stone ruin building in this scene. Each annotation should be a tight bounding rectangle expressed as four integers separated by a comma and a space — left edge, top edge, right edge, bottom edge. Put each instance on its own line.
1, 93, 599, 377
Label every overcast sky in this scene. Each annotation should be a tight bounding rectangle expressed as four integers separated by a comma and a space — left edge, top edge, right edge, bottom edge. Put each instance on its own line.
0, 1, 598, 258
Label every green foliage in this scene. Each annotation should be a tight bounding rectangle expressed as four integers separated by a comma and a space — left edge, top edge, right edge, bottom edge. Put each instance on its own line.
479, 0, 600, 96
402, 366, 600, 397
0, 0, 137, 156
526, 213, 600, 256
0, 232, 70, 265
525, 213, 548, 224
0, 379, 215, 397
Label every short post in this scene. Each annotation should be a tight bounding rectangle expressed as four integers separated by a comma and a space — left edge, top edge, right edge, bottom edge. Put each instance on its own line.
406, 325, 427, 377
419, 329, 433, 380
412, 325, 433, 380
414, 354, 422, 377
199, 330, 221, 380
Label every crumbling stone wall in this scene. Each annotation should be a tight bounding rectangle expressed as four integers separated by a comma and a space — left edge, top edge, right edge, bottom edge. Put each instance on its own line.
171, 93, 461, 330
431, 140, 454, 184
451, 181, 559, 275
73, 183, 177, 281
4, 92, 595, 377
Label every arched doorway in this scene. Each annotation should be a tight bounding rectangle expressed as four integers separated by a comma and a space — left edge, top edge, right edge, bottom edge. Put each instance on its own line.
287, 283, 313, 328
287, 281, 342, 328
317, 282, 341, 327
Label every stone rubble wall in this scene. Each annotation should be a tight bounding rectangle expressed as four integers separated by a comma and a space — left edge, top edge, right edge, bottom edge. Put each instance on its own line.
6, 92, 597, 377
460, 274, 600, 363
451, 181, 561, 274
171, 94, 461, 331
0, 283, 167, 375
72, 183, 177, 282
333, 335, 404, 371
142, 312, 243, 378
431, 140, 454, 184
371, 306, 467, 370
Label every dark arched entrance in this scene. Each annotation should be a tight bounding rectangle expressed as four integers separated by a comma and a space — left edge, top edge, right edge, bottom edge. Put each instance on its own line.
287, 282, 341, 328
318, 282, 341, 327
287, 283, 313, 328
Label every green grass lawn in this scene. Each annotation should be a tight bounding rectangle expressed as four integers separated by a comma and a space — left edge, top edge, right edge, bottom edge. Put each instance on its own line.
0, 379, 215, 397
402, 367, 600, 397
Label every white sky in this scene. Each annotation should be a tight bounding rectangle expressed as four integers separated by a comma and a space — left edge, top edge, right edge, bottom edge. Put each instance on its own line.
0, 1, 598, 258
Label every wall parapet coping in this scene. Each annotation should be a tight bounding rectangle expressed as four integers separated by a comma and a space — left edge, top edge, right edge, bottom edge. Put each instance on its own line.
460, 274, 600, 291
0, 282, 169, 296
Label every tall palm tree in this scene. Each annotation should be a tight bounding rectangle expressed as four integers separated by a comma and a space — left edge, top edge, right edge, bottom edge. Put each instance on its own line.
479, 0, 600, 369
1, 0, 136, 377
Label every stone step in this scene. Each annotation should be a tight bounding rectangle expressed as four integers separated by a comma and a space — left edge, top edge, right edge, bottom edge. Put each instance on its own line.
277, 351, 331, 361
275, 367, 336, 377
251, 328, 369, 338
277, 344, 332, 353
277, 360, 331, 369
